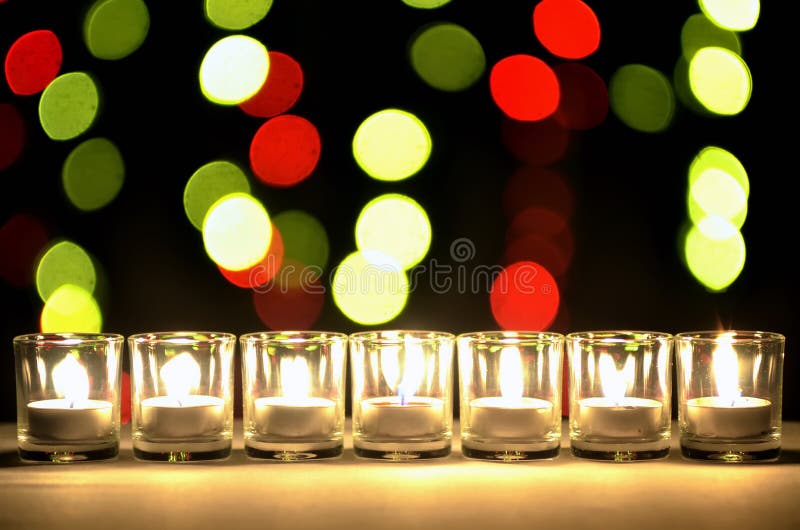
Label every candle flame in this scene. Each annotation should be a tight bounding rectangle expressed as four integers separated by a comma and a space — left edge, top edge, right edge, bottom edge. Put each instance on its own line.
598, 353, 635, 401
161, 353, 201, 399
381, 337, 425, 404
52, 354, 90, 405
281, 356, 311, 400
713, 332, 741, 401
499, 346, 523, 401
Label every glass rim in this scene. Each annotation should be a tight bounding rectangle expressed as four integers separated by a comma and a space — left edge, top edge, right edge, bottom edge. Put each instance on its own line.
349, 329, 455, 344
240, 330, 348, 344
566, 330, 673, 343
127, 331, 236, 345
13, 332, 124, 346
674, 330, 785, 343
456, 330, 564, 345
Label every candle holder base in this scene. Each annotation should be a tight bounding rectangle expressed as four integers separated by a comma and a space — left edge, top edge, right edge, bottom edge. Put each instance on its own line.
18, 442, 118, 463
133, 439, 231, 462
354, 438, 451, 461
570, 439, 670, 462
680, 435, 780, 462
245, 439, 343, 461
462, 444, 559, 462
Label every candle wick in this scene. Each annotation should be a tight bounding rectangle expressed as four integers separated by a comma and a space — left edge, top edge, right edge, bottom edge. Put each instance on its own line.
177, 398, 183, 407
69, 401, 75, 409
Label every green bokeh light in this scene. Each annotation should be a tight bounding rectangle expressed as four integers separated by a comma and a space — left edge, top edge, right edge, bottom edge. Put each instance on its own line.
40, 284, 102, 333
684, 217, 745, 292
699, 0, 760, 31
272, 210, 330, 273
688, 168, 747, 228
204, 0, 273, 30
409, 22, 485, 92
84, 0, 150, 60
63, 137, 124, 211
332, 250, 409, 325
688, 146, 749, 196
352, 108, 432, 181
355, 194, 431, 270
36, 240, 97, 302
681, 13, 741, 61
202, 193, 271, 271
184, 161, 251, 230
609, 64, 674, 133
38, 72, 99, 141
402, 0, 452, 8
689, 47, 751, 116
199, 35, 269, 105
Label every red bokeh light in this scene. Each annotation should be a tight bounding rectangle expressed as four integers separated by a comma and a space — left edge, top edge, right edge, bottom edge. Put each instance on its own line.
0, 103, 25, 170
4, 29, 62, 96
252, 259, 325, 330
500, 116, 569, 166
502, 166, 574, 221
490, 54, 560, 122
250, 114, 321, 187
490, 261, 560, 330
503, 234, 569, 279
239, 51, 304, 118
121, 371, 131, 425
218, 224, 284, 288
553, 62, 608, 130
533, 0, 600, 60
0, 214, 48, 288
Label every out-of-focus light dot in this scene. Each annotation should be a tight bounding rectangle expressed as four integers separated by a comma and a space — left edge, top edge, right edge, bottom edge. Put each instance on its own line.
239, 51, 303, 118
219, 224, 283, 288
84, 0, 149, 60
503, 235, 569, 279
673, 56, 712, 116
684, 219, 745, 291
272, 209, 330, 274
200, 35, 269, 105
0, 214, 48, 288
253, 258, 325, 330
689, 47, 751, 116
402, 0, 452, 8
490, 261, 560, 330
681, 13, 741, 62
502, 166, 574, 221
250, 114, 320, 187
491, 54, 560, 122
36, 240, 96, 302
688, 168, 748, 228
352, 108, 432, 182
688, 145, 749, 196
356, 194, 431, 270
40, 284, 102, 333
533, 0, 600, 59
332, 250, 408, 325
38, 72, 100, 141
609, 64, 674, 133
4, 29, 62, 95
506, 207, 575, 264
0, 103, 25, 170
700, 0, 760, 31
553, 62, 608, 131
409, 22, 485, 92
202, 193, 271, 271
500, 116, 569, 166
205, 0, 273, 30
184, 160, 251, 230
62, 137, 124, 211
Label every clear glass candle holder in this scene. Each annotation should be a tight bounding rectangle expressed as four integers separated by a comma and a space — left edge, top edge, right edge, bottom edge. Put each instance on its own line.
458, 331, 564, 462
567, 331, 673, 462
128, 331, 236, 462
350, 330, 455, 461
14, 333, 124, 463
675, 330, 784, 462
240, 331, 347, 461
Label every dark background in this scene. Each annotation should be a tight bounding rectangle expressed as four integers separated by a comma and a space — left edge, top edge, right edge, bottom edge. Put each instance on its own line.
1, 1, 795, 421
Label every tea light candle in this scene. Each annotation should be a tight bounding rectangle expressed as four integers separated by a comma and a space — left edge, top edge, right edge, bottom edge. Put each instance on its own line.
254, 396, 336, 438
469, 397, 553, 439
686, 396, 772, 438
360, 396, 443, 437
578, 397, 663, 438
27, 399, 112, 441
141, 395, 224, 439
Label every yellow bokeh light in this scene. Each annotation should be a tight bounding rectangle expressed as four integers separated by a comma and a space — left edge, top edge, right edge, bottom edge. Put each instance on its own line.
699, 0, 760, 31
199, 35, 269, 105
688, 168, 748, 228
332, 250, 409, 325
202, 193, 272, 271
688, 146, 749, 197
689, 47, 751, 116
40, 284, 103, 333
355, 194, 431, 270
36, 240, 97, 302
685, 218, 745, 292
352, 108, 432, 182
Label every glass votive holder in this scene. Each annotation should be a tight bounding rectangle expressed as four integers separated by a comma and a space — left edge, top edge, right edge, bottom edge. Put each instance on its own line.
349, 330, 455, 461
457, 331, 564, 461
675, 330, 784, 462
567, 331, 673, 462
128, 331, 236, 462
13, 333, 124, 463
240, 331, 347, 461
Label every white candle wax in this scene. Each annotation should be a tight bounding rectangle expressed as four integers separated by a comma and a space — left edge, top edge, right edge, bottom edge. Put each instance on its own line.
360, 396, 444, 438
469, 397, 553, 439
253, 396, 336, 438
578, 397, 663, 438
141, 395, 225, 439
685, 396, 772, 438
27, 399, 113, 441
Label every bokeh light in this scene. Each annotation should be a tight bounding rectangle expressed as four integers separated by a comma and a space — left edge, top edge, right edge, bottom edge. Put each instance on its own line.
504, 206, 574, 279
272, 209, 330, 275
40, 284, 102, 333
491, 55, 560, 122
609, 64, 674, 133
689, 47, 751, 116
402, 0, 452, 8
205, 0, 273, 30
0, 103, 25, 170
684, 218, 746, 291
352, 108, 432, 182
184, 160, 251, 230
62, 137, 125, 211
688, 145, 749, 195
490, 261, 560, 330
699, 0, 760, 31
199, 35, 269, 105
355, 194, 432, 270
409, 22, 485, 92
253, 258, 325, 330
250, 114, 320, 187
36, 240, 97, 302
688, 168, 748, 228
552, 62, 608, 130
219, 224, 283, 288
332, 250, 408, 325
84, 0, 150, 60
202, 193, 272, 271
503, 235, 570, 279
502, 166, 574, 221
38, 71, 100, 141
500, 116, 569, 166
681, 13, 741, 62
239, 51, 303, 118
533, 0, 600, 59
4, 29, 62, 95
0, 214, 48, 288
673, 56, 712, 116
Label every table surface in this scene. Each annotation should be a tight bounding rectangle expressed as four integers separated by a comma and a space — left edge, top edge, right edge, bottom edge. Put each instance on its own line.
1, 420, 799, 530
